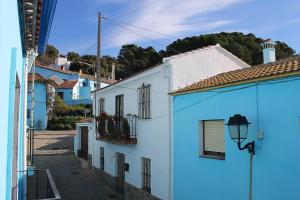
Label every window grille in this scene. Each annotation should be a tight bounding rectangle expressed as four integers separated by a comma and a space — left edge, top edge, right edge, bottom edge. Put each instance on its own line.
138, 84, 151, 119
141, 157, 151, 193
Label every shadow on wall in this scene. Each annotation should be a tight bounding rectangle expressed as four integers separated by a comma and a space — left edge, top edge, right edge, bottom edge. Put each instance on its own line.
36, 136, 74, 151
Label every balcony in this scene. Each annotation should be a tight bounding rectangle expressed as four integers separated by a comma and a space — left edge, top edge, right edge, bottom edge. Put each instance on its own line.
96, 114, 137, 144
26, 169, 61, 200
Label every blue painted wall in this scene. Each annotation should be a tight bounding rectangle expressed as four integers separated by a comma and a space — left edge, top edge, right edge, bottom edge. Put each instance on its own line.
56, 88, 74, 103
173, 76, 300, 200
27, 82, 47, 129
0, 1, 26, 199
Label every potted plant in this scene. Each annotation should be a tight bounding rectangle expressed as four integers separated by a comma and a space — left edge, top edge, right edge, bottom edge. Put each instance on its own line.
123, 118, 130, 140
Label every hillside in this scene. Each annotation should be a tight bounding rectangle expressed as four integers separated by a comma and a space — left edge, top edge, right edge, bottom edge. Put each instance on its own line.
39, 32, 296, 80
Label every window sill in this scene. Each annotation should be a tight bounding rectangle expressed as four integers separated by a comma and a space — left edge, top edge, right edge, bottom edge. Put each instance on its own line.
199, 154, 225, 160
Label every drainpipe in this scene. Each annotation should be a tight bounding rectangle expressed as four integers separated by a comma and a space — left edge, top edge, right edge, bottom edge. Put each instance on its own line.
163, 62, 173, 200
30, 59, 35, 128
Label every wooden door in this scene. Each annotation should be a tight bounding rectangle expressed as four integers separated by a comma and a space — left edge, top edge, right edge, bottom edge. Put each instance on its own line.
80, 127, 89, 160
115, 152, 125, 193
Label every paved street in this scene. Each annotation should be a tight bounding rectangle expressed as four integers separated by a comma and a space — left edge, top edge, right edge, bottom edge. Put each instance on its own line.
34, 130, 122, 200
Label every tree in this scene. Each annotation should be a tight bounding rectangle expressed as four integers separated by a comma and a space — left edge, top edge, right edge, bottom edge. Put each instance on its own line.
162, 32, 295, 66
117, 44, 162, 75
36, 45, 59, 65
67, 52, 80, 61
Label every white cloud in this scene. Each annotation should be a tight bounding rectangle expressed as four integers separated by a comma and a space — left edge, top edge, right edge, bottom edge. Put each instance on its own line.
104, 0, 247, 48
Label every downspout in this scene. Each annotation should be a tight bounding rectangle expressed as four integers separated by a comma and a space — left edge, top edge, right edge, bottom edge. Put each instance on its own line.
163, 62, 173, 200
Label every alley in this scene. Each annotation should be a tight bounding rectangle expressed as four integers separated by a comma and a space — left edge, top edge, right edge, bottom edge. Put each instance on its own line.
34, 130, 122, 200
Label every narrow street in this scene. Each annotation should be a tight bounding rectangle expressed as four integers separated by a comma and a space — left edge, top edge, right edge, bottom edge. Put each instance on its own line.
34, 130, 122, 200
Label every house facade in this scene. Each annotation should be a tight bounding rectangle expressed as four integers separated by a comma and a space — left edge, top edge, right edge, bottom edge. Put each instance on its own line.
34, 63, 111, 105
0, 0, 56, 199
27, 73, 56, 130
75, 45, 250, 200
171, 56, 300, 200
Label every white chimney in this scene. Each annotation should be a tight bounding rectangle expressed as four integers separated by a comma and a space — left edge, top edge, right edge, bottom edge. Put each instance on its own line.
262, 39, 276, 64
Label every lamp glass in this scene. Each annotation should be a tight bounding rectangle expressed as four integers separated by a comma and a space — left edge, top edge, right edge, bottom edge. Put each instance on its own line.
239, 124, 248, 139
229, 125, 239, 139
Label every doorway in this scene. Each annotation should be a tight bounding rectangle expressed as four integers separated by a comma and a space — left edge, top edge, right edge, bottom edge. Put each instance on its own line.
80, 127, 88, 160
115, 152, 125, 194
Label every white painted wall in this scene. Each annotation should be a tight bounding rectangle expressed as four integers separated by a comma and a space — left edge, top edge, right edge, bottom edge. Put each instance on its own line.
164, 45, 250, 91
89, 45, 249, 200
93, 66, 171, 200
74, 122, 94, 156
72, 82, 79, 99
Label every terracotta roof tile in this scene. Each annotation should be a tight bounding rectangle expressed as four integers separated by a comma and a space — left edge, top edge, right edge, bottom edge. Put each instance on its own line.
28, 73, 46, 82
58, 80, 78, 89
171, 56, 300, 95
77, 118, 93, 123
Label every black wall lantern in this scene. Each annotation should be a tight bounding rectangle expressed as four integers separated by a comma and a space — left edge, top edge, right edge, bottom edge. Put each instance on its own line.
226, 114, 255, 154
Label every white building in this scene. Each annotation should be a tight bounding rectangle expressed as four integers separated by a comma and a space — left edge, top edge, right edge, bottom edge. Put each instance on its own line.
74, 44, 250, 200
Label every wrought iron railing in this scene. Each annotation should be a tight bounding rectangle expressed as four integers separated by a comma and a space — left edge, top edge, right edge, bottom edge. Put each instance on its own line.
96, 114, 137, 144
25, 169, 61, 200
27, 128, 34, 166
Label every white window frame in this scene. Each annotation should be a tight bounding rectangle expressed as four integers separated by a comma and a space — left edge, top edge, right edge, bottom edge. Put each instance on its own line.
200, 120, 225, 160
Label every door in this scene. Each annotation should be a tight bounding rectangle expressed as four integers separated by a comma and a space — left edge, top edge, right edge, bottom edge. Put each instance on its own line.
80, 127, 89, 160
115, 95, 124, 134
115, 152, 125, 193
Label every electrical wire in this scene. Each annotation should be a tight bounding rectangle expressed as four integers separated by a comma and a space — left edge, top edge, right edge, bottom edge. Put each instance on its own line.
102, 16, 179, 40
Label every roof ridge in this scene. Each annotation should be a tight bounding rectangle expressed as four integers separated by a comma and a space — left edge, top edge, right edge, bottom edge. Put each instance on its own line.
171, 56, 300, 95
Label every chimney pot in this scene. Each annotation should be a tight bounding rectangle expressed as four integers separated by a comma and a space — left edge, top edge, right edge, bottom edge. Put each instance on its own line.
262, 39, 276, 64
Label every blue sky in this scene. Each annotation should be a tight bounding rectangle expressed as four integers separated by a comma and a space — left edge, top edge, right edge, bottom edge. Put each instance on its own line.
48, 0, 300, 57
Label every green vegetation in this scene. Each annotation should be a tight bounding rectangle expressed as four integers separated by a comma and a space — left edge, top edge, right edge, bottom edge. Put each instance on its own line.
47, 95, 91, 130
42, 32, 296, 80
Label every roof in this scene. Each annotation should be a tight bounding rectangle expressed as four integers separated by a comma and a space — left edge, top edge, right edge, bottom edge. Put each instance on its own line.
92, 44, 249, 94
21, 0, 57, 53
77, 118, 93, 123
170, 56, 300, 95
28, 73, 46, 82
57, 80, 78, 89
36, 62, 111, 83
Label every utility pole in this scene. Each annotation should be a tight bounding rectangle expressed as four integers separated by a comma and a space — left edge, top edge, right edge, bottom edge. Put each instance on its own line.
96, 12, 101, 90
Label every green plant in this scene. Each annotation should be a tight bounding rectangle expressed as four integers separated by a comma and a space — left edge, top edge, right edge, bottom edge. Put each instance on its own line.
123, 118, 130, 138
107, 116, 115, 136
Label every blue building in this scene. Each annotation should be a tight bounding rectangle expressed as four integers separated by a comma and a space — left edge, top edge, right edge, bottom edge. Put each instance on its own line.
27, 73, 56, 130
33, 63, 111, 105
171, 55, 300, 200
0, 0, 56, 199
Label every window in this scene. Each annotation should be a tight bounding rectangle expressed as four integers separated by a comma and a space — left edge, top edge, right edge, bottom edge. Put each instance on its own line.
115, 95, 124, 133
100, 147, 104, 171
141, 157, 151, 193
138, 84, 151, 119
57, 92, 64, 100
98, 98, 105, 115
27, 109, 31, 119
201, 120, 225, 159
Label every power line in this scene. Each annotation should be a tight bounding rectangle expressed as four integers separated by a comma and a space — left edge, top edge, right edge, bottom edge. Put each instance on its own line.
105, 19, 171, 49
102, 16, 179, 40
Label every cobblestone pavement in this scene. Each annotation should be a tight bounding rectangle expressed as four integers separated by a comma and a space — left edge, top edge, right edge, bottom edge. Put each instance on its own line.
34, 130, 122, 200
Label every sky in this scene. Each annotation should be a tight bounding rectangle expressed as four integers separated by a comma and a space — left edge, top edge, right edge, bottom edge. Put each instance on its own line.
48, 0, 300, 57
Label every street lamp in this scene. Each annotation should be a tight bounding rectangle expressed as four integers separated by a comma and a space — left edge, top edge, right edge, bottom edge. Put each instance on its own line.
226, 114, 255, 154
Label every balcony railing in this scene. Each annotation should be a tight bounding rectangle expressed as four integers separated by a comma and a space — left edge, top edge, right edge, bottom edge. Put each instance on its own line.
25, 169, 61, 200
27, 128, 34, 166
96, 114, 137, 144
